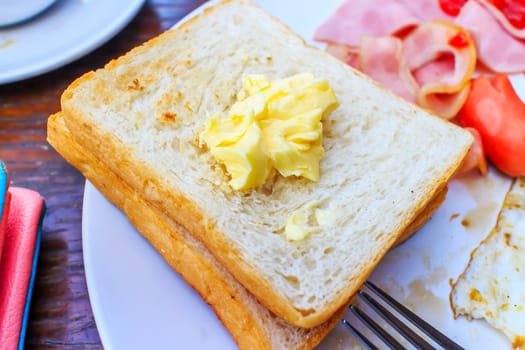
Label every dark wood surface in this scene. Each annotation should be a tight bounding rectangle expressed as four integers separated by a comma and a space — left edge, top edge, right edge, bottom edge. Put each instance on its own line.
0, 1, 206, 348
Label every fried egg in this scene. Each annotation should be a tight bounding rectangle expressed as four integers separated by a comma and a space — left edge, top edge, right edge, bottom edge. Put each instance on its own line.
451, 177, 525, 349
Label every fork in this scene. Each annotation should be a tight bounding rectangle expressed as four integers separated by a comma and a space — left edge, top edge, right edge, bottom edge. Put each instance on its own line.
343, 281, 465, 350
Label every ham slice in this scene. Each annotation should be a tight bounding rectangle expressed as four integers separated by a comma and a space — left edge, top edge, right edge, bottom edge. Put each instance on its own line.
325, 42, 360, 68
403, 20, 476, 118
479, 0, 525, 39
315, 0, 525, 75
394, 0, 454, 22
346, 21, 475, 119
419, 83, 471, 119
457, 127, 488, 175
314, 0, 455, 47
456, 0, 525, 73
315, 0, 524, 119
314, 0, 419, 47
359, 36, 418, 102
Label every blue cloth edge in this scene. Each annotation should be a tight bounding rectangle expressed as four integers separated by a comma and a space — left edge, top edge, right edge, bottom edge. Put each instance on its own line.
0, 161, 8, 221
18, 202, 46, 350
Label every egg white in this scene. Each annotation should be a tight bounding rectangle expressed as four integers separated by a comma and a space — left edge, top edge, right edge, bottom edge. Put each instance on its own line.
451, 177, 525, 349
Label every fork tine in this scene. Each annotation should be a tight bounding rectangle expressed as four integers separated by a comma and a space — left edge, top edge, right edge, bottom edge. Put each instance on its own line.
342, 319, 381, 350
364, 281, 465, 350
350, 304, 405, 350
359, 290, 435, 350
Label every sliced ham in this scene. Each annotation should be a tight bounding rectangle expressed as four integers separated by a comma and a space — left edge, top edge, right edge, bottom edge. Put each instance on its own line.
411, 53, 456, 86
479, 0, 525, 39
336, 20, 476, 118
314, 0, 420, 47
419, 83, 471, 119
395, 0, 454, 21
315, 0, 525, 120
457, 127, 488, 175
325, 42, 360, 68
456, 0, 525, 73
315, 0, 525, 75
359, 36, 418, 102
403, 20, 476, 88
403, 20, 476, 118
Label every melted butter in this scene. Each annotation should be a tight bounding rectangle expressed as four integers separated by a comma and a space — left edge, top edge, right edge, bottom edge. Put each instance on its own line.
200, 73, 338, 191
284, 201, 340, 241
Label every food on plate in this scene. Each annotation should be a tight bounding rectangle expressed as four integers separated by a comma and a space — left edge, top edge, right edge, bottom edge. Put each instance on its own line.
47, 113, 346, 350
199, 73, 339, 191
458, 74, 525, 177
48, 0, 472, 340
447, 0, 525, 39
48, 111, 450, 349
485, 0, 525, 31
401, 20, 476, 118
457, 127, 488, 175
314, 0, 416, 47
316, 5, 477, 119
333, 20, 476, 119
315, 0, 525, 75
455, 0, 525, 73
315, 0, 525, 177
358, 35, 419, 101
450, 176, 525, 349
284, 200, 341, 241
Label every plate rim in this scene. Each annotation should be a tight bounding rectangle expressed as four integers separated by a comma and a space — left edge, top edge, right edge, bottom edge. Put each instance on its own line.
0, 0, 146, 85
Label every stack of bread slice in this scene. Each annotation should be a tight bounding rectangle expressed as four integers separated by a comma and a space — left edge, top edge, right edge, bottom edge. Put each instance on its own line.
47, 0, 473, 348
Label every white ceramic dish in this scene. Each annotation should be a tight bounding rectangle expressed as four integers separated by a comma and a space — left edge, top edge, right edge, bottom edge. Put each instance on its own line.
0, 0, 145, 84
82, 0, 525, 348
0, 0, 57, 27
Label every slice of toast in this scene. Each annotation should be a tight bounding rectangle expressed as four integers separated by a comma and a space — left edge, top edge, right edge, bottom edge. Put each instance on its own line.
56, 0, 472, 327
47, 112, 346, 350
48, 110, 446, 349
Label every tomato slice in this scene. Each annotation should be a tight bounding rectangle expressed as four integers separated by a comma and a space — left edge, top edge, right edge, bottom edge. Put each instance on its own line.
458, 74, 525, 177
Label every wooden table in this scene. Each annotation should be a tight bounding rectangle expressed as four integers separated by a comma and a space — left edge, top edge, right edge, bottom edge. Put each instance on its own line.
0, 1, 206, 347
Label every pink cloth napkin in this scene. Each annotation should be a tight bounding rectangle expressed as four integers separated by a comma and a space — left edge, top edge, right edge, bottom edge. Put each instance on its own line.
0, 162, 45, 350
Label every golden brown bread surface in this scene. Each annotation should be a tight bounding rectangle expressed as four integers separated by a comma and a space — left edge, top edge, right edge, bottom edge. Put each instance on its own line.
56, 0, 472, 328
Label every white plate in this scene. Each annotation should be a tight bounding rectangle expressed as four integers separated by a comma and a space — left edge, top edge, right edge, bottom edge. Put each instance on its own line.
0, 0, 145, 84
82, 1, 525, 349
0, 0, 57, 26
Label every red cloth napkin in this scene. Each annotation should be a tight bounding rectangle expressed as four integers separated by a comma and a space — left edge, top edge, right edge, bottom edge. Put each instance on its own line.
0, 186, 45, 350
